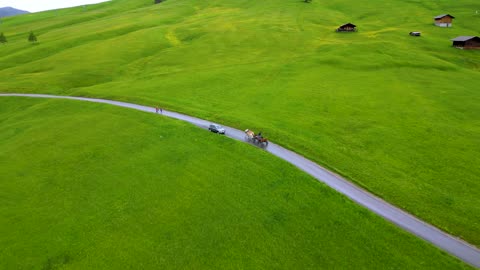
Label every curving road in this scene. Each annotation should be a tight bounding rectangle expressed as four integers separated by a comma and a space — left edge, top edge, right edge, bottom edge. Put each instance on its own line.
2, 93, 480, 268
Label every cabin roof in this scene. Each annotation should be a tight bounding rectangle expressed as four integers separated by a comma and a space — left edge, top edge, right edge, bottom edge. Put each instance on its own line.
339, 23, 356, 28
451, 36, 479, 42
434, 14, 455, 19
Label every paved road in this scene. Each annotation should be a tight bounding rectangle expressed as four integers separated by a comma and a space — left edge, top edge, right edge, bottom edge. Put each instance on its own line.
2, 93, 479, 268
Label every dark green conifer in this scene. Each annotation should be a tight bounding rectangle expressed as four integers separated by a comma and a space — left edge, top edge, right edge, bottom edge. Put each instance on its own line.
28, 31, 37, 43
0, 32, 7, 44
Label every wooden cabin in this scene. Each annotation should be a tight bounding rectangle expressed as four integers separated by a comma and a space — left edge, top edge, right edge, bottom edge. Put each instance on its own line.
434, 14, 454, 27
451, 36, 480, 50
336, 23, 357, 32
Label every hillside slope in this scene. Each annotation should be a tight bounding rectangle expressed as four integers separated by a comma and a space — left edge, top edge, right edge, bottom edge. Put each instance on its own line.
0, 0, 479, 246
0, 97, 472, 269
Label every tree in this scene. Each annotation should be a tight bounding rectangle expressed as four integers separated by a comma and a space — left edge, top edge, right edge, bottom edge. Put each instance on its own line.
154, 0, 163, 4
28, 31, 37, 43
0, 32, 7, 44
304, 0, 312, 2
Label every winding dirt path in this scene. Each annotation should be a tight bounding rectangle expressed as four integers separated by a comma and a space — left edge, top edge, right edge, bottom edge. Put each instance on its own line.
2, 93, 479, 268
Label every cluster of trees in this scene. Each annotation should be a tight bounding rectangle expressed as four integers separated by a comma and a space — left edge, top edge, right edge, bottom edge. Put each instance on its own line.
0, 31, 38, 45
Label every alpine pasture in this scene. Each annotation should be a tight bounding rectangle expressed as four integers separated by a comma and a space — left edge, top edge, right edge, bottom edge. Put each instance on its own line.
0, 0, 479, 262
0, 97, 471, 269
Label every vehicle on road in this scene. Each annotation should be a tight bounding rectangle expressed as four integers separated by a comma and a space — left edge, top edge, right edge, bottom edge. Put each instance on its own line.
245, 129, 268, 147
209, 124, 226, 134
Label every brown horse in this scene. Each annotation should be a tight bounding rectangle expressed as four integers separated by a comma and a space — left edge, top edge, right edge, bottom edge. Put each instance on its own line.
253, 135, 268, 146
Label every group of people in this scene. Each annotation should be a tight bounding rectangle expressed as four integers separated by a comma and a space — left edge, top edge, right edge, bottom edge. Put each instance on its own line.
155, 106, 163, 114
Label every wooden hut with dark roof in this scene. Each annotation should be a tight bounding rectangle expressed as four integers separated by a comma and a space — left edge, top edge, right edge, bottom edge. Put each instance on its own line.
336, 23, 357, 32
434, 14, 454, 27
451, 36, 480, 50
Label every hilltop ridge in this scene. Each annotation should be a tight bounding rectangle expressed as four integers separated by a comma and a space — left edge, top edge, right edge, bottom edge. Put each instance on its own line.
0, 7, 29, 17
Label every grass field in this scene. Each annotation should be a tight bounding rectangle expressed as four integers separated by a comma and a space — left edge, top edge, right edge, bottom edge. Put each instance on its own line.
0, 97, 472, 269
0, 0, 479, 247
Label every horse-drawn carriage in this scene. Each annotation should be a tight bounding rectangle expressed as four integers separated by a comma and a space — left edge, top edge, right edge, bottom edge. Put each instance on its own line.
244, 129, 268, 147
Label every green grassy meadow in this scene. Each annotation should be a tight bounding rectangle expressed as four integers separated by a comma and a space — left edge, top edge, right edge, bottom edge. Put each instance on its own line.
0, 97, 472, 269
0, 0, 479, 247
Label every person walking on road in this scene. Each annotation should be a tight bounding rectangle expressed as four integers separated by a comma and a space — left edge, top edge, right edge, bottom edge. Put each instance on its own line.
155, 106, 159, 114
160, 108, 163, 114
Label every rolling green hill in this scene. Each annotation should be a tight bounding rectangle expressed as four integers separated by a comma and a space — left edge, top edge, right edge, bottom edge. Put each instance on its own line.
0, 97, 471, 269
0, 0, 479, 247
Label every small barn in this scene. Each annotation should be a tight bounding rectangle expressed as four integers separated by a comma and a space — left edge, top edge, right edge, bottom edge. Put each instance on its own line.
434, 14, 454, 27
451, 36, 480, 50
336, 23, 357, 32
